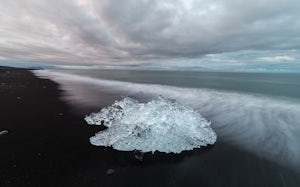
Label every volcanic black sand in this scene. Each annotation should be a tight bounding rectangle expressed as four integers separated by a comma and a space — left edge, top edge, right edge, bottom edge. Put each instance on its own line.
0, 66, 300, 187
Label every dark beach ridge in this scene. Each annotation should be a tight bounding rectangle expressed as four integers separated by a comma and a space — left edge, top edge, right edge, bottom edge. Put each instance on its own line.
1, 66, 300, 187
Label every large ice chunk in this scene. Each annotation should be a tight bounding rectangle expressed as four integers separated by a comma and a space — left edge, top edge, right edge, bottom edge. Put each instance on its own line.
85, 97, 217, 153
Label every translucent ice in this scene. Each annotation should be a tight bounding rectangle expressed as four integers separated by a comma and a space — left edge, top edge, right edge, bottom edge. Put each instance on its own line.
85, 97, 217, 153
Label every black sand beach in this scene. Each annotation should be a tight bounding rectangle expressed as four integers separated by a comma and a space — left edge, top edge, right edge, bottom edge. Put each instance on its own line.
1, 67, 300, 187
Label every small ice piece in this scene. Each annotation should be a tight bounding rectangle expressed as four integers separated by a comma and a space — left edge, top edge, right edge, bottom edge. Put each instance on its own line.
0, 130, 9, 136
106, 168, 115, 175
85, 97, 217, 154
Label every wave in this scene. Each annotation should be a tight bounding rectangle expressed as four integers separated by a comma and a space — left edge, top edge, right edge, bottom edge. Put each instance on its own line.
33, 70, 300, 170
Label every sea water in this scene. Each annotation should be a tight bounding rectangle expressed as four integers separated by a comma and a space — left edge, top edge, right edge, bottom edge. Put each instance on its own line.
33, 69, 300, 173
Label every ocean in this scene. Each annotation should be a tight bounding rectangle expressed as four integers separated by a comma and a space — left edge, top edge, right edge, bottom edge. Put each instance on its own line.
33, 69, 300, 186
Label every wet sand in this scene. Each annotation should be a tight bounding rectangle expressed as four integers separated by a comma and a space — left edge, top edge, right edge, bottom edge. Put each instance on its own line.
0, 67, 299, 186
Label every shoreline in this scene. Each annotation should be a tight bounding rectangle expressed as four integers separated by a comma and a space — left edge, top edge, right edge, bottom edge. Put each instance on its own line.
1, 67, 299, 186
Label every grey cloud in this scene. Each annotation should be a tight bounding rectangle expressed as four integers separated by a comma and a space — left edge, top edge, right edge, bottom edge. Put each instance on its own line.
0, 0, 300, 66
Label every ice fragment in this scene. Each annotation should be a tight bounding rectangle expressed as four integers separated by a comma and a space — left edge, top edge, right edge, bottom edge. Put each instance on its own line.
85, 97, 217, 153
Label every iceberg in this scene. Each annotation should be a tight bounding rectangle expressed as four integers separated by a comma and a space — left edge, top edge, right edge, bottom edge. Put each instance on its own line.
85, 97, 217, 153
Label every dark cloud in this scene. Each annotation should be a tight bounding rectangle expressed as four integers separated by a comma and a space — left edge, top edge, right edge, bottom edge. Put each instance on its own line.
0, 0, 300, 67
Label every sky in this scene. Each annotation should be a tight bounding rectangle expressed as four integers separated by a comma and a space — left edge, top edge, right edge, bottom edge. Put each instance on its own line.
0, 0, 300, 72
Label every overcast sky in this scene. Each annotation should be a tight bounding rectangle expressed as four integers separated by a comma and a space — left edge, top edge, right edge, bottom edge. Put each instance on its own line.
0, 0, 300, 71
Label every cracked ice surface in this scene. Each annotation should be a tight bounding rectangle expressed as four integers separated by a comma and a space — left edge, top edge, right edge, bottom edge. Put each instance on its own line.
85, 97, 217, 153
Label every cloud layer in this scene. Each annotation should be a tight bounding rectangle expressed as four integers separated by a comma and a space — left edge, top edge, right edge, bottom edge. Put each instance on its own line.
0, 0, 300, 69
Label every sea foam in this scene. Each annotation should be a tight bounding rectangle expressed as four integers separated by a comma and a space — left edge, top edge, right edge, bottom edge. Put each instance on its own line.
85, 97, 217, 153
